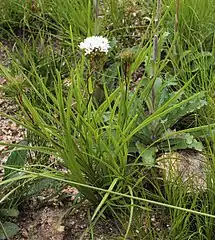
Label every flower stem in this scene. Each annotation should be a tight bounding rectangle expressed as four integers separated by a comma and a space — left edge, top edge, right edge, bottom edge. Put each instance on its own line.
150, 0, 161, 114
174, 0, 180, 55
93, 0, 100, 34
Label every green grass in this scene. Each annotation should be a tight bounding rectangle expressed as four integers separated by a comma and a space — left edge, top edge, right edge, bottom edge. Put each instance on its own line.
1, 0, 215, 239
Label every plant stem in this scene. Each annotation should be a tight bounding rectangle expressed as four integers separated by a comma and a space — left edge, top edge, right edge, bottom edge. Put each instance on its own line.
151, 0, 161, 113
174, 0, 180, 55
94, 0, 99, 19
175, 0, 180, 34
93, 0, 100, 34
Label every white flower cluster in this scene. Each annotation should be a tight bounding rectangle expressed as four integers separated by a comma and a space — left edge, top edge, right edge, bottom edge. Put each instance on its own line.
79, 36, 110, 56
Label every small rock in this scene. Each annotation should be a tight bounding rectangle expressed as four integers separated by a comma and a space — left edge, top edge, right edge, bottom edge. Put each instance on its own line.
157, 150, 207, 191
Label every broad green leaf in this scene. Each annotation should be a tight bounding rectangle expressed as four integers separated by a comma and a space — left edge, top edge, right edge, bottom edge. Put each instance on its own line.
0, 209, 19, 218
0, 222, 20, 239
160, 132, 204, 151
4, 140, 28, 179
186, 134, 194, 145
24, 178, 61, 197
136, 142, 156, 167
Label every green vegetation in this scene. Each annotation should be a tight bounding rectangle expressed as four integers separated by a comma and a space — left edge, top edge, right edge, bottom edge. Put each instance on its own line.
1, 0, 215, 239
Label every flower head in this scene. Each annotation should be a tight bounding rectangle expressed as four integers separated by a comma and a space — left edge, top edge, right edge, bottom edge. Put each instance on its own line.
119, 48, 134, 62
79, 36, 110, 56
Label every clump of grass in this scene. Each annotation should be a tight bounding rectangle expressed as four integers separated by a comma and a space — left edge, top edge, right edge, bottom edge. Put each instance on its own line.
1, 0, 215, 239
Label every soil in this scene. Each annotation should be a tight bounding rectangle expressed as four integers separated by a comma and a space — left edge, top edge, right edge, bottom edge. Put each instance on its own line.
11, 198, 119, 240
